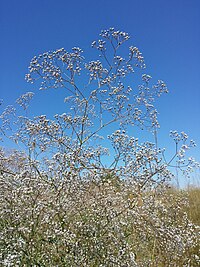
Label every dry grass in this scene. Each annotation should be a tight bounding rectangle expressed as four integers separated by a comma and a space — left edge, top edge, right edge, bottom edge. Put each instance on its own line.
186, 186, 200, 226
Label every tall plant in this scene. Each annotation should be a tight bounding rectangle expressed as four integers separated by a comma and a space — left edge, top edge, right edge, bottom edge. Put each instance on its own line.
0, 28, 199, 266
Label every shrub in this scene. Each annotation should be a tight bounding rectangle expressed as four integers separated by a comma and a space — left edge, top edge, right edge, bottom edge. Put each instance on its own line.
0, 28, 199, 266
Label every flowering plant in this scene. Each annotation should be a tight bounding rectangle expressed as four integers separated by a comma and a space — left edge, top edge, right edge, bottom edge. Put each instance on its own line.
0, 28, 199, 266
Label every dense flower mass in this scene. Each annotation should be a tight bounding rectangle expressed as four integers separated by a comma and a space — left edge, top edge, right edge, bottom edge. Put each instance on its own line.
0, 28, 199, 266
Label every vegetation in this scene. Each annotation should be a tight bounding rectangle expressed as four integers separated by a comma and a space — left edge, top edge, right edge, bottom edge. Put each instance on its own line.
186, 186, 200, 226
0, 28, 199, 266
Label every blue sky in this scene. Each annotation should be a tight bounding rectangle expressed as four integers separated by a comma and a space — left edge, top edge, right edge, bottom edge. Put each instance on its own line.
1, 0, 200, 185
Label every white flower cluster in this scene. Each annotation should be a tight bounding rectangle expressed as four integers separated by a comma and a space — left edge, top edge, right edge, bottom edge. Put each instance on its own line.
0, 28, 199, 266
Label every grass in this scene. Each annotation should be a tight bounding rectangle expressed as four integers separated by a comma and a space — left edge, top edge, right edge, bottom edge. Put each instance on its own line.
186, 186, 200, 226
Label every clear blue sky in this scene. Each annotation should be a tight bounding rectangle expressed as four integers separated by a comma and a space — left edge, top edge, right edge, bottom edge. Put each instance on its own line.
1, 0, 200, 185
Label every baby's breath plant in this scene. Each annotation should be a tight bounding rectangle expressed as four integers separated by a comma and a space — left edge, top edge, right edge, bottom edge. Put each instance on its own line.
0, 28, 199, 266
